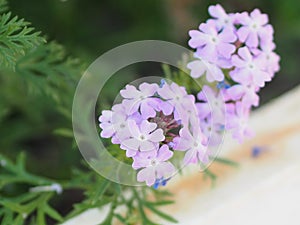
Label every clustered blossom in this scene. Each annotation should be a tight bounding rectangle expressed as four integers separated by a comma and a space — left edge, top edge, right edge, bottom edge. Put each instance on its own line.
99, 81, 208, 187
99, 4, 280, 187
187, 4, 280, 143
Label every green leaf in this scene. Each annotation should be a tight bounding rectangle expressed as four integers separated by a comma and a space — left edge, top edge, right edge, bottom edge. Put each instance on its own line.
16, 152, 26, 172
92, 179, 110, 203
0, 12, 45, 69
213, 157, 239, 167
12, 214, 24, 225
145, 200, 175, 206
114, 213, 127, 224
44, 204, 63, 222
37, 207, 46, 225
15, 42, 83, 105
203, 169, 217, 187
1, 209, 13, 225
144, 202, 178, 224
53, 128, 74, 138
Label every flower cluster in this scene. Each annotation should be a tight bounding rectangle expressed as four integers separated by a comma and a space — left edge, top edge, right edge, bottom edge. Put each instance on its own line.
99, 82, 208, 186
188, 4, 280, 143
99, 5, 280, 187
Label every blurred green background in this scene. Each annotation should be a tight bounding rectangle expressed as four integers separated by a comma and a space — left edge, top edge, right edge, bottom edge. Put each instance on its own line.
1, 0, 300, 218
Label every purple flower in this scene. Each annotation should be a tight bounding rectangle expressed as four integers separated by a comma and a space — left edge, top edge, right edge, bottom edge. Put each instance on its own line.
196, 85, 226, 124
99, 104, 131, 144
230, 47, 271, 87
257, 42, 280, 78
208, 4, 235, 31
200, 116, 224, 147
120, 82, 159, 119
226, 84, 260, 107
133, 145, 175, 186
173, 128, 208, 165
187, 58, 224, 82
188, 21, 237, 62
237, 9, 273, 48
226, 102, 254, 143
120, 120, 165, 156
157, 82, 195, 124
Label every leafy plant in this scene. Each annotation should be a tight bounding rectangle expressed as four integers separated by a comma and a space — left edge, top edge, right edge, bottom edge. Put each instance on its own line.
0, 2, 180, 224
0, 8, 45, 69
0, 1, 239, 225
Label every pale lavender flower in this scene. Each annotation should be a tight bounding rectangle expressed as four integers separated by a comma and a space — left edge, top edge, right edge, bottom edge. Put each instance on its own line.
257, 42, 280, 77
196, 85, 226, 124
120, 120, 165, 156
237, 9, 274, 48
230, 47, 271, 87
226, 84, 260, 107
99, 104, 131, 144
187, 58, 224, 82
208, 4, 235, 31
188, 21, 237, 62
173, 128, 208, 165
157, 82, 195, 124
120, 83, 159, 119
200, 116, 224, 147
226, 102, 254, 143
133, 145, 175, 186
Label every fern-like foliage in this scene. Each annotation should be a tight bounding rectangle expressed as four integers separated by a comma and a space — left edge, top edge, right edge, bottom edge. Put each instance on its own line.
16, 41, 84, 105
0, 153, 64, 225
0, 12, 45, 69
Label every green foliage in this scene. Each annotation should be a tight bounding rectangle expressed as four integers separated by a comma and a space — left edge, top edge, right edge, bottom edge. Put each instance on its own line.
0, 153, 63, 224
0, 12, 45, 69
0, 0, 8, 14
15, 41, 83, 104
0, 2, 240, 225
0, 3, 180, 225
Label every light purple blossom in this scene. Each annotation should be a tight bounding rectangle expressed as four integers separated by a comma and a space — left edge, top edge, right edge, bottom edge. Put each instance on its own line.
188, 21, 237, 62
187, 58, 224, 82
208, 4, 235, 31
257, 42, 280, 77
196, 85, 226, 124
133, 145, 175, 186
226, 102, 254, 143
98, 104, 131, 144
173, 128, 208, 165
120, 120, 165, 157
200, 117, 224, 147
230, 47, 271, 87
237, 9, 274, 48
97, 5, 280, 187
157, 82, 195, 125
226, 84, 260, 107
120, 83, 159, 119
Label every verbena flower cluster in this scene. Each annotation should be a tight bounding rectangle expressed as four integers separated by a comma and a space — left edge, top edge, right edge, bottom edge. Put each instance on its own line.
188, 4, 280, 143
99, 82, 206, 186
99, 5, 280, 187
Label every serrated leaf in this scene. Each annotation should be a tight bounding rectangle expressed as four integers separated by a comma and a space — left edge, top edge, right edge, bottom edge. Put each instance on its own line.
0, 12, 45, 69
